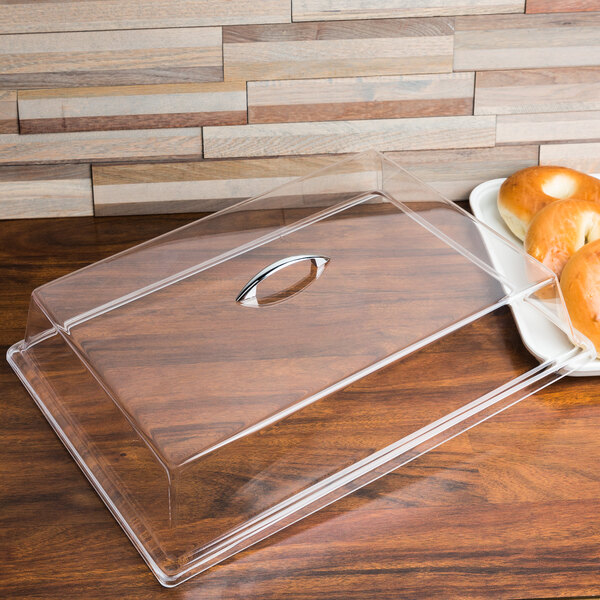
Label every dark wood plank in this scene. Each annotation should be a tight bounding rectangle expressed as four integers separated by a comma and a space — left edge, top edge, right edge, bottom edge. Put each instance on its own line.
0, 90, 17, 133
0, 212, 598, 599
526, 0, 600, 12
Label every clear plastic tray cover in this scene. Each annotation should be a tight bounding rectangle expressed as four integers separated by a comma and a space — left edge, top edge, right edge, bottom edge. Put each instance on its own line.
7, 151, 594, 586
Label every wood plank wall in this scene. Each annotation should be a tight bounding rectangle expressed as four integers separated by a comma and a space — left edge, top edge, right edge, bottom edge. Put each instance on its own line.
2, 0, 600, 219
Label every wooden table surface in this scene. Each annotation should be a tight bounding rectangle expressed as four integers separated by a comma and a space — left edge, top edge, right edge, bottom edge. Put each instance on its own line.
1, 212, 599, 600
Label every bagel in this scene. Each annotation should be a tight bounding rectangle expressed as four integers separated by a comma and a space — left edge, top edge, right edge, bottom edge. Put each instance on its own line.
561, 239, 600, 354
525, 199, 600, 278
498, 166, 600, 241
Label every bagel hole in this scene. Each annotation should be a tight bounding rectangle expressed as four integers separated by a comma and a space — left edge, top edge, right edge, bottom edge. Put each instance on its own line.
542, 174, 578, 199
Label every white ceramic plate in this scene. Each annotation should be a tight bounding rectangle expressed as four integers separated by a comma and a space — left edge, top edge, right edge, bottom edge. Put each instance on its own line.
469, 177, 600, 376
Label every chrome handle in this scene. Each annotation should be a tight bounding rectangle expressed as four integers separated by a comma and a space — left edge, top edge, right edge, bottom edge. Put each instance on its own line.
236, 254, 330, 308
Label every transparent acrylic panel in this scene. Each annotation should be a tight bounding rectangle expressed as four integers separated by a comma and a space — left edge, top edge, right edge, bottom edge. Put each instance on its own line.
7, 151, 595, 586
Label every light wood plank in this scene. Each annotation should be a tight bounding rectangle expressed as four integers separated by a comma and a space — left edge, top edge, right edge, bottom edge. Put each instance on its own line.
93, 156, 346, 215
455, 13, 600, 71
0, 28, 222, 89
204, 116, 496, 158
540, 142, 600, 172
293, 0, 524, 21
248, 73, 474, 123
475, 67, 600, 115
224, 19, 454, 81
0, 128, 202, 165
526, 0, 600, 13
0, 1, 290, 34
93, 144, 538, 216
0, 90, 17, 134
0, 164, 92, 219
386, 145, 539, 200
496, 111, 600, 144
18, 82, 247, 134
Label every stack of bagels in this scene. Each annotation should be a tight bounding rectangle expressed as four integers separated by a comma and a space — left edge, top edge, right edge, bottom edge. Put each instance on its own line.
498, 165, 600, 354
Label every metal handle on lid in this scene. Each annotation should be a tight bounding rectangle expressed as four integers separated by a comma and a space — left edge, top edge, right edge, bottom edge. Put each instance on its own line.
236, 254, 329, 308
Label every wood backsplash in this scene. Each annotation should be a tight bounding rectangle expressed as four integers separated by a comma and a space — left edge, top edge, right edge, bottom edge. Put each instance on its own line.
1, 0, 600, 219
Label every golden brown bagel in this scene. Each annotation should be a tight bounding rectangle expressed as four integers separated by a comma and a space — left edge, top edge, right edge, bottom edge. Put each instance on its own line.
525, 199, 600, 278
561, 238, 600, 355
498, 166, 600, 241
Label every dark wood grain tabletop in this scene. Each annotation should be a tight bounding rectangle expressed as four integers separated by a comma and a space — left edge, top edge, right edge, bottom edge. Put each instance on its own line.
1, 212, 599, 600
